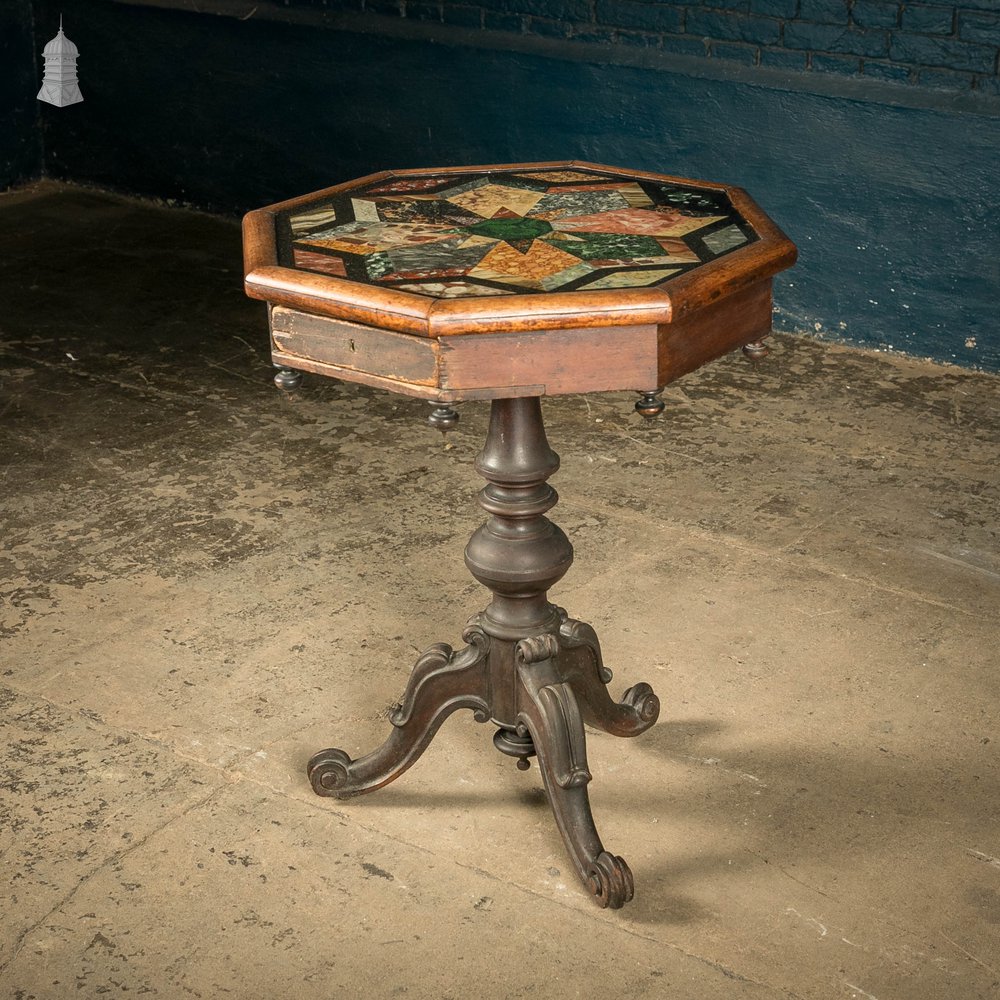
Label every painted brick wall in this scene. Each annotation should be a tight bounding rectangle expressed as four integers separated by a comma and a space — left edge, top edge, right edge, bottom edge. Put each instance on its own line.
287, 0, 1000, 95
26, 0, 1000, 370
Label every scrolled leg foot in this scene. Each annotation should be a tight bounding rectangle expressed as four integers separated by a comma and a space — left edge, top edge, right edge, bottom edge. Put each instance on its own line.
516, 651, 637, 908
587, 851, 635, 909
307, 747, 353, 797
306, 630, 490, 799
621, 682, 661, 728
558, 619, 660, 737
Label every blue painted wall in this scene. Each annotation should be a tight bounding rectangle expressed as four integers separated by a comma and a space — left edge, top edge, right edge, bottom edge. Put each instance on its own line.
285, 0, 1000, 97
23, 1, 1000, 369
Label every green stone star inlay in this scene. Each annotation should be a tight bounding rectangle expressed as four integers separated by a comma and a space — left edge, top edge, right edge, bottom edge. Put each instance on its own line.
552, 232, 665, 260
461, 217, 554, 242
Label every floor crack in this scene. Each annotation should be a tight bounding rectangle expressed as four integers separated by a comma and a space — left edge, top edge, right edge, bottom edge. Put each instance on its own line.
0, 783, 226, 975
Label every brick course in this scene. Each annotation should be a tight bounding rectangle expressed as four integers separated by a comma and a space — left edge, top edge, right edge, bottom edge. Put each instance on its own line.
595, 0, 685, 33
901, 4, 955, 35
798, 0, 851, 26
751, 0, 798, 17
850, 1, 899, 29
785, 21, 889, 56
686, 9, 783, 44
960, 11, 1000, 46
811, 51, 863, 73
339, 0, 1000, 97
891, 31, 997, 72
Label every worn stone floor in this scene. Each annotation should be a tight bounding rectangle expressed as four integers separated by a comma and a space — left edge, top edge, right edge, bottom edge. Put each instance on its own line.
1, 181, 998, 1000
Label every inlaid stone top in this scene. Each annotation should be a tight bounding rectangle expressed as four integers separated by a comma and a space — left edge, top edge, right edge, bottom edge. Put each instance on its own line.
276, 167, 757, 299
245, 161, 795, 340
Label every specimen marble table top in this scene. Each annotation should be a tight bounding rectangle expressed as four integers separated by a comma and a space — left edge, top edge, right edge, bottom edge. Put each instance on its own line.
243, 161, 796, 399
276, 167, 756, 298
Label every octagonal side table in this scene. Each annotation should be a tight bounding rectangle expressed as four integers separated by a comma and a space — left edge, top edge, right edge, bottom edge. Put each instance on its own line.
244, 161, 796, 908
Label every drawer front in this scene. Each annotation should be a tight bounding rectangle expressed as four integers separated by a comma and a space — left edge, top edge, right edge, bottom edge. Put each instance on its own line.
270, 306, 439, 386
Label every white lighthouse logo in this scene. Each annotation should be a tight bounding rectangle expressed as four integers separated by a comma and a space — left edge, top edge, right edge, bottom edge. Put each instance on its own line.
37, 17, 84, 108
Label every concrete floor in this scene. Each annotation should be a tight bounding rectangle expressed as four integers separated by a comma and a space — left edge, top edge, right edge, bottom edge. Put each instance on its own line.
1, 182, 998, 1000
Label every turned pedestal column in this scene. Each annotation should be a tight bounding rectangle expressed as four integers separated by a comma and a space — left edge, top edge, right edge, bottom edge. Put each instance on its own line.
307, 397, 659, 908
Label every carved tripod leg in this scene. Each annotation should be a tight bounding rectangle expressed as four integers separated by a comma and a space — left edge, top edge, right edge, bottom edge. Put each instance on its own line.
515, 636, 634, 909
558, 618, 660, 737
308, 626, 490, 798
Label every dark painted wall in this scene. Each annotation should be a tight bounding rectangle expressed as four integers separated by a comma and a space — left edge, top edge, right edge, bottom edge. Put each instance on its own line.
0, 0, 42, 189
287, 0, 1000, 96
32, 0, 1000, 370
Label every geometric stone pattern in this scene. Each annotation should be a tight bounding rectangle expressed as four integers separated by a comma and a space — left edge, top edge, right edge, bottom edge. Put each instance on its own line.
278, 167, 756, 299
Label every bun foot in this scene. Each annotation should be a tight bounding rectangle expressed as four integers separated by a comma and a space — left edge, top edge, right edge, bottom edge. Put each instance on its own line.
634, 389, 665, 418
742, 339, 770, 360
427, 402, 460, 432
274, 367, 303, 390
587, 851, 635, 909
